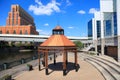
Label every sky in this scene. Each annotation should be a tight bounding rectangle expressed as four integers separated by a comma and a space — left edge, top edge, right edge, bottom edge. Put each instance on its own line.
0, 0, 100, 37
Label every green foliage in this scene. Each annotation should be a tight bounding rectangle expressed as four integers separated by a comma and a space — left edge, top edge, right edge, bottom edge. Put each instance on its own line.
27, 64, 32, 67
0, 74, 11, 80
74, 41, 83, 50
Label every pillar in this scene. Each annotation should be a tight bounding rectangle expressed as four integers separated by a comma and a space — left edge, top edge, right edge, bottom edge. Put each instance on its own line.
66, 52, 68, 65
101, 12, 105, 55
75, 50, 78, 72
54, 52, 56, 65
101, 38, 105, 55
45, 50, 48, 75
42, 53, 45, 67
117, 0, 120, 62
38, 53, 40, 71
94, 40, 98, 55
63, 50, 66, 76
117, 36, 120, 62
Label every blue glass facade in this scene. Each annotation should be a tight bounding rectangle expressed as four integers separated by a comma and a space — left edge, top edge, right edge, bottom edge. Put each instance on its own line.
103, 12, 117, 37
113, 12, 117, 35
104, 20, 112, 36
96, 21, 101, 38
88, 20, 93, 38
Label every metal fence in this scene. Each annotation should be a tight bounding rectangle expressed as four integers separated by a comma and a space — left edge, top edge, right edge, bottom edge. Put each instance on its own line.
0, 55, 38, 71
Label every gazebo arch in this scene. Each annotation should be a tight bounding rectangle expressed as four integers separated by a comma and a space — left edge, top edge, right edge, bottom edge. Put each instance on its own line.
38, 25, 78, 75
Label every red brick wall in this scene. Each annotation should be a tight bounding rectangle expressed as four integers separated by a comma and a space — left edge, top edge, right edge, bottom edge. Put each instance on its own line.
0, 25, 39, 35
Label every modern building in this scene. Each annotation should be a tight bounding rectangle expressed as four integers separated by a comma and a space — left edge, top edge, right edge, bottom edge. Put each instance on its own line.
88, 0, 120, 62
0, 4, 39, 35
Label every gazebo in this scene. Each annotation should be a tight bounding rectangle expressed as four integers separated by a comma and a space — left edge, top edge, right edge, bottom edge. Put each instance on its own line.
38, 25, 78, 75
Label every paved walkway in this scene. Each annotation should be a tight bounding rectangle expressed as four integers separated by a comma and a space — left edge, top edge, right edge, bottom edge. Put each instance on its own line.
13, 53, 105, 80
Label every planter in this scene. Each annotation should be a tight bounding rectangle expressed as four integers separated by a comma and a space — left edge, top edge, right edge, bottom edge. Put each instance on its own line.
1, 74, 12, 80
27, 64, 33, 71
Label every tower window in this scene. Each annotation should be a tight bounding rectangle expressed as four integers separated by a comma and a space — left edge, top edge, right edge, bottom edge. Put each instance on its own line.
25, 30, 28, 34
6, 31, 9, 34
0, 31, 2, 34
13, 30, 16, 34
20, 30, 22, 34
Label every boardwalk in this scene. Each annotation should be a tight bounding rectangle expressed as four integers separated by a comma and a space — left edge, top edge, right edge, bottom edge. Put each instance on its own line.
13, 53, 105, 80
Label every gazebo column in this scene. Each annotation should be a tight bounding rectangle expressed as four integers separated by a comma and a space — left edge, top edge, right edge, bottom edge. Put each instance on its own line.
45, 50, 48, 75
66, 51, 68, 65
75, 50, 78, 72
38, 53, 41, 71
63, 50, 67, 76
43, 53, 45, 67
54, 52, 56, 65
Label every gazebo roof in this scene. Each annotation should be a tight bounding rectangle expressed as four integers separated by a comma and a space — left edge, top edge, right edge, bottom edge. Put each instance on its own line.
40, 25, 75, 47
40, 35, 75, 47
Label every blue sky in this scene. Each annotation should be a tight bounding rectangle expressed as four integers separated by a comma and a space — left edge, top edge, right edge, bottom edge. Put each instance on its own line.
0, 0, 100, 37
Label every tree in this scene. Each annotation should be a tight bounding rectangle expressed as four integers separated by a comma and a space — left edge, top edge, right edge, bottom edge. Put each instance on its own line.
74, 41, 83, 50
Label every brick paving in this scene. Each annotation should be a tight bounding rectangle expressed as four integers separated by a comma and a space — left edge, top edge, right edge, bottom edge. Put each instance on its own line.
13, 53, 105, 80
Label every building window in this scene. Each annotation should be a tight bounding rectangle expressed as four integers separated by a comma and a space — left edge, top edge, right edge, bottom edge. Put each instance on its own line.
104, 12, 113, 37
12, 12, 14, 25
105, 20, 112, 36
88, 20, 93, 38
113, 12, 117, 35
16, 13, 18, 25
12, 8, 15, 12
13, 30, 16, 34
25, 30, 28, 34
6, 31, 9, 34
96, 21, 101, 38
20, 30, 22, 34
0, 31, 2, 34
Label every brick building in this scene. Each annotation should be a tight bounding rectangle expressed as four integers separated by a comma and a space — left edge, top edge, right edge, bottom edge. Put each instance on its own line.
0, 4, 39, 35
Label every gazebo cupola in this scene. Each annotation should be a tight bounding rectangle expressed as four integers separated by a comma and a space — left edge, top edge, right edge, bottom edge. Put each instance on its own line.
52, 26, 64, 35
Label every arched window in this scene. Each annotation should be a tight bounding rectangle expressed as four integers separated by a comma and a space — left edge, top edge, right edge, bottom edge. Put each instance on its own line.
13, 30, 16, 34
25, 30, 28, 34
6, 31, 9, 34
20, 30, 22, 34
0, 31, 2, 34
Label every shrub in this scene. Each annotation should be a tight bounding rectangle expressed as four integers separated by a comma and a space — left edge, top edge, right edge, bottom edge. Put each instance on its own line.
1, 74, 12, 80
27, 64, 33, 71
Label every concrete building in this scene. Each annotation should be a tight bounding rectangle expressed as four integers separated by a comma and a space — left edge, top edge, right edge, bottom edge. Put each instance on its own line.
0, 4, 39, 35
88, 0, 120, 61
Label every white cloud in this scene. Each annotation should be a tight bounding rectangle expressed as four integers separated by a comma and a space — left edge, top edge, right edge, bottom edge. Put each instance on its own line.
66, 0, 72, 6
37, 29, 51, 35
77, 10, 86, 14
36, 29, 43, 33
89, 8, 99, 14
29, 0, 61, 15
44, 23, 49, 26
68, 26, 74, 29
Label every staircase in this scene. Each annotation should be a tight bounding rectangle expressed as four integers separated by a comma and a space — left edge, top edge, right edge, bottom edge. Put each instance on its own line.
82, 44, 94, 51
79, 53, 120, 80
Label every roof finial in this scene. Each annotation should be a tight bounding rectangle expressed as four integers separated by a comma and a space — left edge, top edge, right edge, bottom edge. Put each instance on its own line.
57, 19, 60, 26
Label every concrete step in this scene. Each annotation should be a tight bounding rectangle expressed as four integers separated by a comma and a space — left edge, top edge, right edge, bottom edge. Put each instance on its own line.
87, 58, 120, 80
97, 56, 120, 67
79, 53, 120, 74
86, 59, 115, 80
91, 56, 120, 74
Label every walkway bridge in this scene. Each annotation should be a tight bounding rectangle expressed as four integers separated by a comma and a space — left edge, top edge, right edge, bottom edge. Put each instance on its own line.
0, 34, 92, 44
